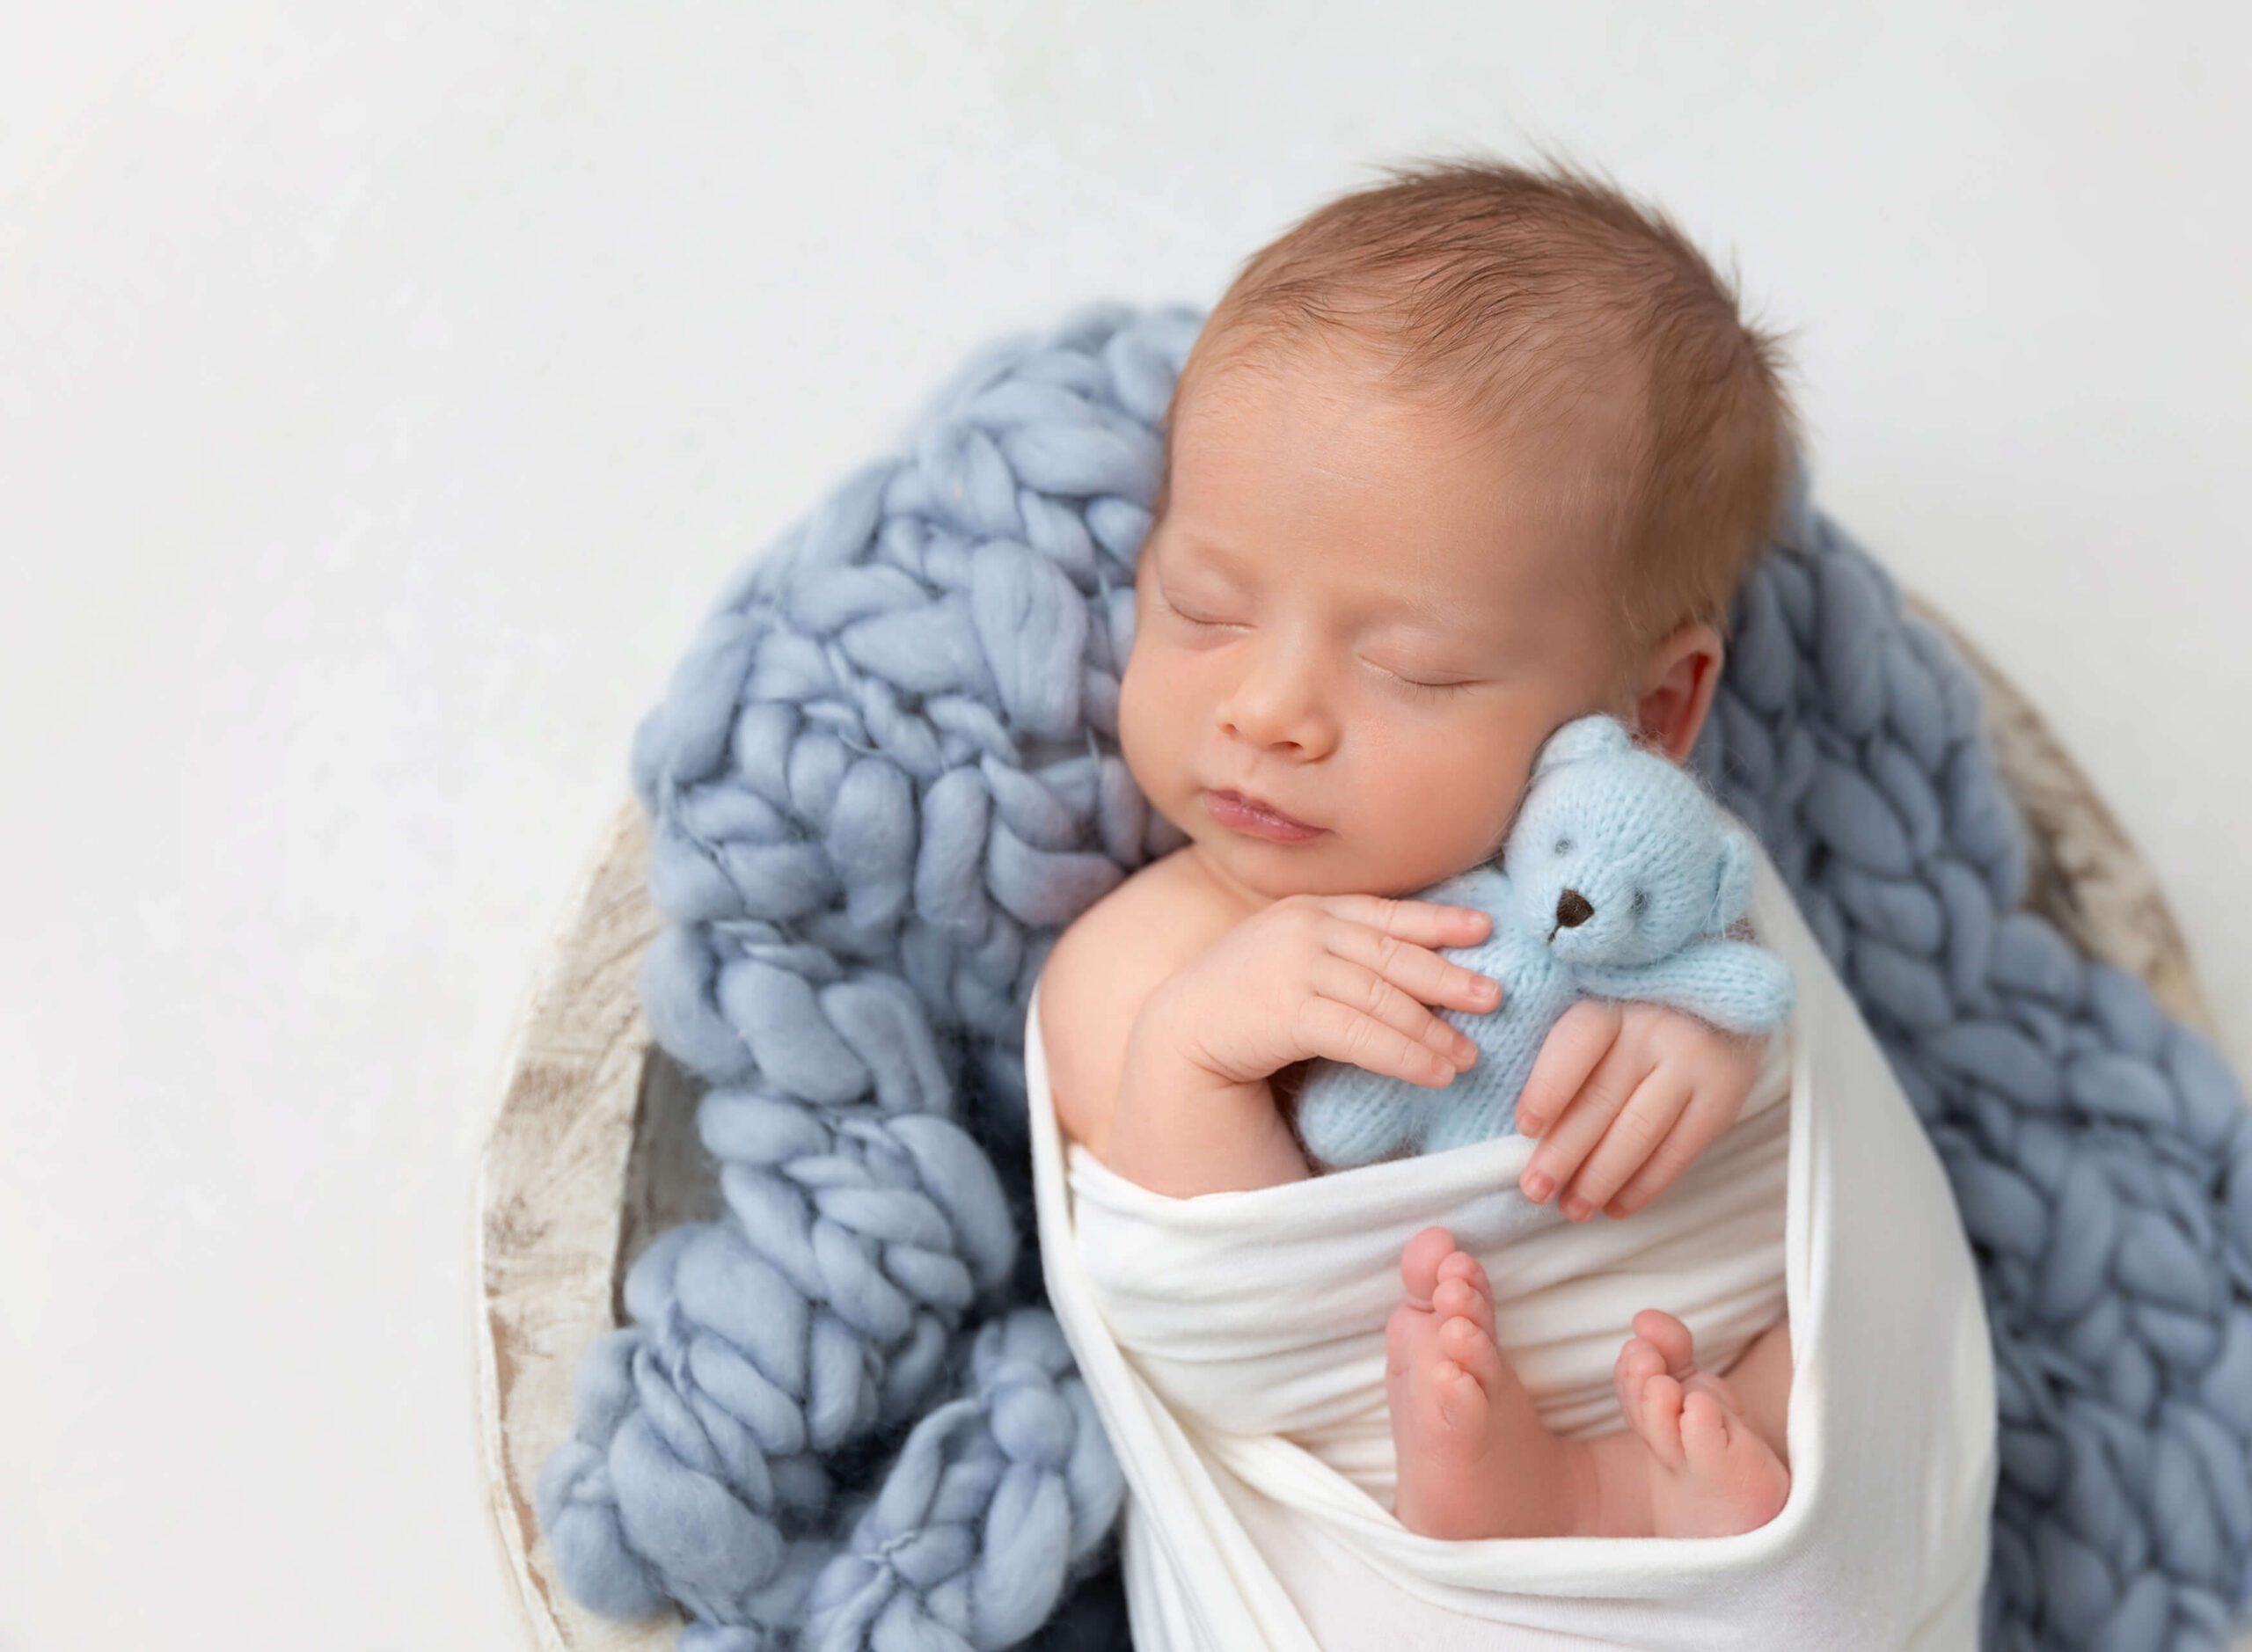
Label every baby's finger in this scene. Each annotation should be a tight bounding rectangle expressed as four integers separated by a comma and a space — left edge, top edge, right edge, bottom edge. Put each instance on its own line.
1603, 1083, 1743, 1217
1514, 999, 1624, 1140
1320, 892, 1494, 949
1297, 995, 1459, 1088
1305, 951, 1477, 1071
1316, 910, 1502, 1017
1518, 1033, 1650, 1205
1559, 1066, 1693, 1221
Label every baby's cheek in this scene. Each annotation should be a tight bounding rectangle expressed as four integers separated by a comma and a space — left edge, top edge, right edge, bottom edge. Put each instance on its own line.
1412, 759, 1525, 870
1115, 655, 1184, 819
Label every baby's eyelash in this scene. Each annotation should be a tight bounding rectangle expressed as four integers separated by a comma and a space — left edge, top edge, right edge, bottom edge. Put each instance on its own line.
1157, 590, 1229, 628
1382, 667, 1475, 698
1156, 594, 1471, 696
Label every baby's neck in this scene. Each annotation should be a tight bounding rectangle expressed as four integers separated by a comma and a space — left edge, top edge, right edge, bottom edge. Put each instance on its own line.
1177, 840, 1467, 925
1177, 842, 1289, 926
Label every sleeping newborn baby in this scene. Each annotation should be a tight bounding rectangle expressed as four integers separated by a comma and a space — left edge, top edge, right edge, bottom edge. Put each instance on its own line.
1038, 155, 1804, 1551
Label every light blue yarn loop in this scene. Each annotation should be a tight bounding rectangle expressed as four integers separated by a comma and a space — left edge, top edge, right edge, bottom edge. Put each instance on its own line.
538, 300, 2251, 1650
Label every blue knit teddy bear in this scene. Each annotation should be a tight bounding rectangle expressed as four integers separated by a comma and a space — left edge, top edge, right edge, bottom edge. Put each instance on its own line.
1293, 713, 1796, 1170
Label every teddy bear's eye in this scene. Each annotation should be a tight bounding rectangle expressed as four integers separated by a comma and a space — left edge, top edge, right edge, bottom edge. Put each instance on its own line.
1554, 836, 1573, 855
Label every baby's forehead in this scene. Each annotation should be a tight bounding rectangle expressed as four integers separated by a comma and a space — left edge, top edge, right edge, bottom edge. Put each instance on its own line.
1181, 311, 1643, 428
1164, 403, 1620, 563
1172, 340, 1637, 506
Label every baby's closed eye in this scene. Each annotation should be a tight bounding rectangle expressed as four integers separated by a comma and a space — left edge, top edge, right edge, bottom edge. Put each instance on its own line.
1362, 656, 1481, 698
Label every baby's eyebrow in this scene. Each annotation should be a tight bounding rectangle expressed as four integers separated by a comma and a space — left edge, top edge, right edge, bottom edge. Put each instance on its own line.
1166, 532, 1251, 581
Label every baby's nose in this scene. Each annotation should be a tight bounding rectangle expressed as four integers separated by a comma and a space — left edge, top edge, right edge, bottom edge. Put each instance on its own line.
1554, 888, 1594, 930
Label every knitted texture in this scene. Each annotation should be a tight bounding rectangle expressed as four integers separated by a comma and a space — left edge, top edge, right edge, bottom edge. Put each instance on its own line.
536, 302, 2252, 1651
1295, 711, 1795, 1168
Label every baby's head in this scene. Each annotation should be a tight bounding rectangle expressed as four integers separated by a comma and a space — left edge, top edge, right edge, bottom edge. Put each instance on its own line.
1117, 154, 1799, 909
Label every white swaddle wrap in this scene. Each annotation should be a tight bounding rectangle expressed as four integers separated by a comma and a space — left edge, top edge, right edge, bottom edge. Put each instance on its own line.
1025, 833, 1999, 1650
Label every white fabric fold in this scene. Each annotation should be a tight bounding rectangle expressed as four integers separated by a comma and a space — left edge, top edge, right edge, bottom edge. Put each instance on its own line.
1025, 832, 1998, 1650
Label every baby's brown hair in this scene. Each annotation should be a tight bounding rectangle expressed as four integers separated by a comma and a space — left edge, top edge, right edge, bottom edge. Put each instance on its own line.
1158, 152, 1800, 676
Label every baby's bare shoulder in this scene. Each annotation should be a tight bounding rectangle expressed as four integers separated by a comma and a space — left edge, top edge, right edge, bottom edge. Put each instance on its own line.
1037, 852, 1238, 1156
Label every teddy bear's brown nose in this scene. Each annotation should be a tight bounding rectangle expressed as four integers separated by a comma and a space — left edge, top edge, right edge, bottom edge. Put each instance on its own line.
1554, 888, 1594, 930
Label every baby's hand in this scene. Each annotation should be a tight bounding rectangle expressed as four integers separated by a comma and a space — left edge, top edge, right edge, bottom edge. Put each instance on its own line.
1102, 893, 1502, 1198
1513, 999, 1767, 1221
1141, 893, 1503, 1093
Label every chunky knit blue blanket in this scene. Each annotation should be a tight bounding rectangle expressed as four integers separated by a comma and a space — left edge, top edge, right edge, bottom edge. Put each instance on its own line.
535, 303, 2252, 1652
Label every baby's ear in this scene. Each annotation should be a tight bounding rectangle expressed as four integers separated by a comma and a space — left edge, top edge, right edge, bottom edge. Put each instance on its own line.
1533, 713, 1634, 779
1706, 829, 1755, 932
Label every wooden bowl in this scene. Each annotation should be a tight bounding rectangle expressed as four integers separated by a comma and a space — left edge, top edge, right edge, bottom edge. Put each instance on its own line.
472, 598, 2224, 1649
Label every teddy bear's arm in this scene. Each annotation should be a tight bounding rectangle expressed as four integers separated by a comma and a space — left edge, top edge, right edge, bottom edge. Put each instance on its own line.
1572, 940, 1795, 1034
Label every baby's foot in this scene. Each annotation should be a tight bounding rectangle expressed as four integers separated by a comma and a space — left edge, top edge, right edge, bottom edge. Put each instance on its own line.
1612, 1309, 1790, 1537
1386, 1225, 1571, 1539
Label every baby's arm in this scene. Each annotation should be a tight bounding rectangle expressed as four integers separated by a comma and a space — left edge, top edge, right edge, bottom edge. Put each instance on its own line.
1038, 877, 1313, 1196
1042, 885, 1500, 1198
1106, 994, 1314, 1197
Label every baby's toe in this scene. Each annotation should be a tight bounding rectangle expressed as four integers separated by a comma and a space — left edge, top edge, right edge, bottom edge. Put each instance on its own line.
1630, 1308, 1696, 1378
1613, 1334, 1666, 1433
1628, 1371, 1688, 1471
1683, 1370, 1735, 1404
1438, 1310, 1509, 1397
1399, 1226, 1456, 1308
1679, 1388, 1731, 1470
1436, 1248, 1492, 1299
1432, 1275, 1496, 1341
1429, 1358, 1490, 1435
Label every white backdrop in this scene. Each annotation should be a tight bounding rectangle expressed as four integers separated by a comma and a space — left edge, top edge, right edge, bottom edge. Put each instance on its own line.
3, 4, 2246, 1647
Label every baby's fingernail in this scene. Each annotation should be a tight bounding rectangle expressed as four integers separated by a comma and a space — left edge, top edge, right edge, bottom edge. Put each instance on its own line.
1561, 1196, 1590, 1222
1522, 1172, 1554, 1202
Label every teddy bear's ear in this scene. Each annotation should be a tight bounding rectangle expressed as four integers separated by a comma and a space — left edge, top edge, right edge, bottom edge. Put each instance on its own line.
1532, 713, 1634, 779
1707, 828, 1756, 932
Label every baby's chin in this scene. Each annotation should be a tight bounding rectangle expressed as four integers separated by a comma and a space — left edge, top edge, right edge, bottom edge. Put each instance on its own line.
1181, 819, 1341, 891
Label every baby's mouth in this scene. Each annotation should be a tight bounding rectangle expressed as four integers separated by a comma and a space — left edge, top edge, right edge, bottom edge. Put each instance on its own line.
1202, 788, 1326, 842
